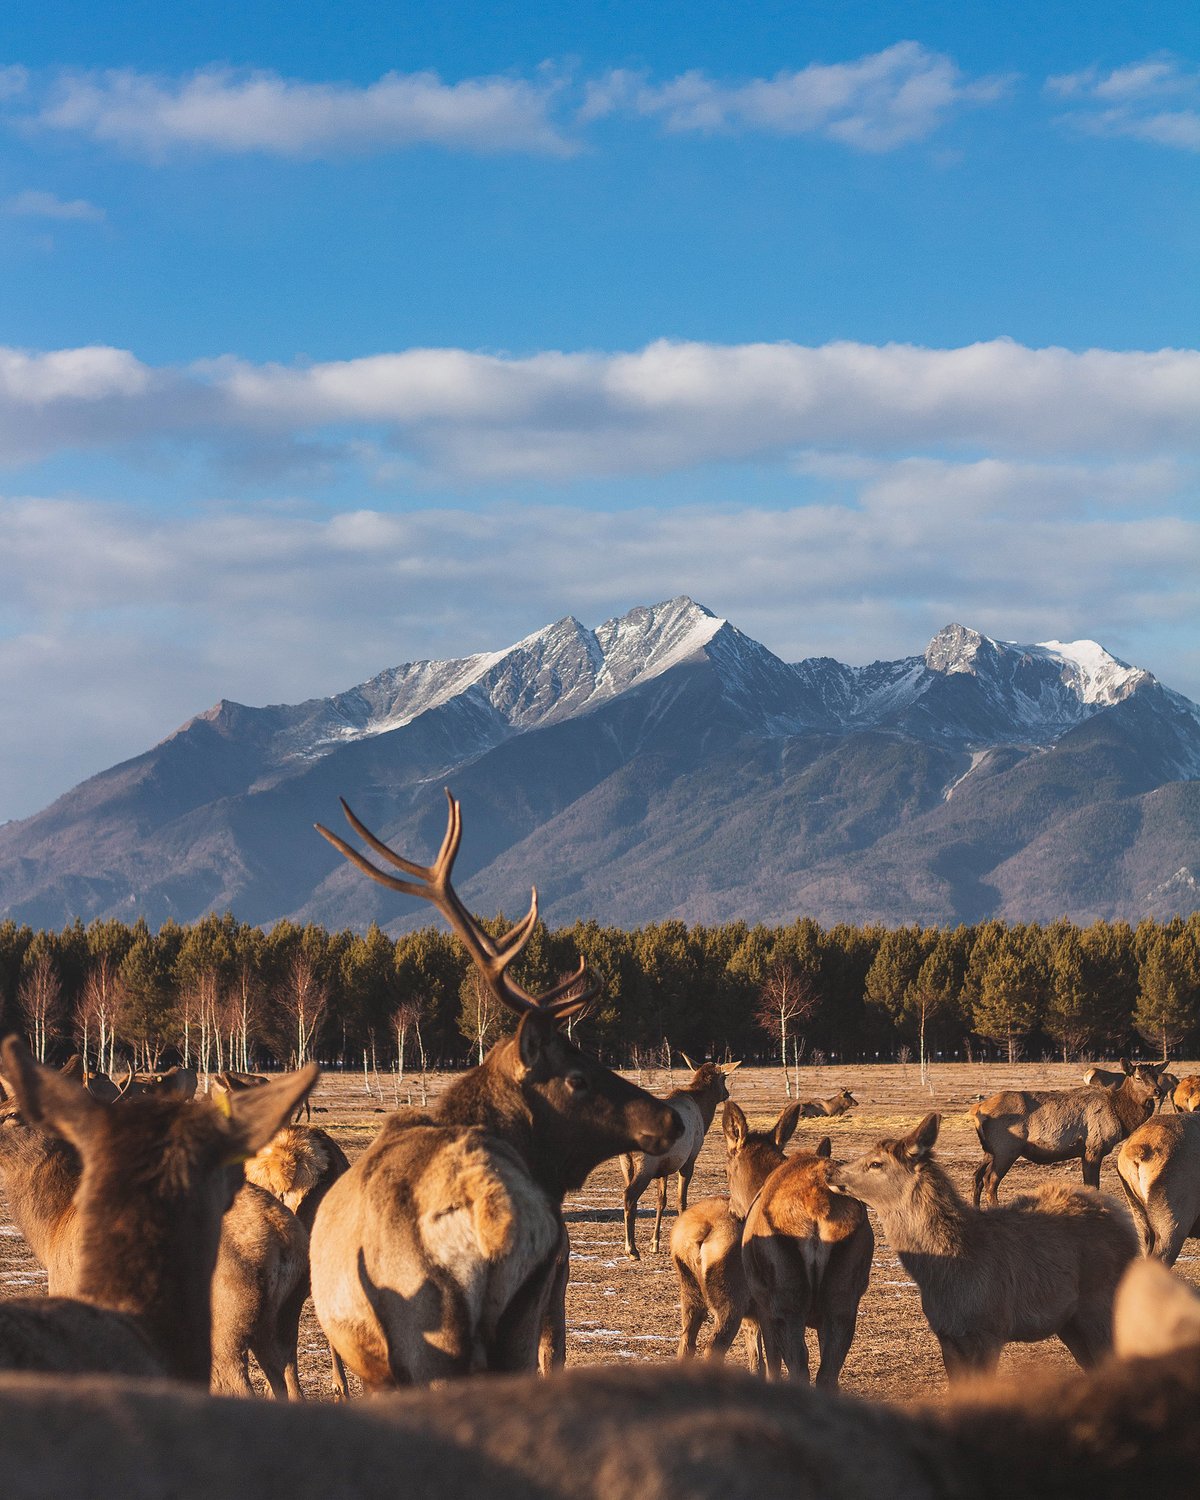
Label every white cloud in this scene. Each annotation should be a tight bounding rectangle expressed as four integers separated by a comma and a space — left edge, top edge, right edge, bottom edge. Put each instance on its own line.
3, 188, 105, 222
1, 458, 1197, 819
582, 43, 1010, 150
0, 337, 1198, 480
1047, 54, 1200, 151
31, 64, 574, 157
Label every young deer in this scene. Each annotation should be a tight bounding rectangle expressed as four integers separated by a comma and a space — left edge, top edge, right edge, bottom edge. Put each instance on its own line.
831, 1112, 1137, 1379
971, 1062, 1163, 1204
670, 1100, 802, 1365
0, 1036, 316, 1385
621, 1058, 741, 1259
726, 1101, 871, 1386
311, 791, 681, 1387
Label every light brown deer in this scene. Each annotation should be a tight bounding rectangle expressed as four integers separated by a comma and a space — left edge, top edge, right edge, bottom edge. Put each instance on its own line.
726, 1101, 871, 1385
0, 1261, 1195, 1500
310, 791, 681, 1387
1172, 1075, 1200, 1112
799, 1088, 858, 1118
0, 1067, 312, 1397
831, 1112, 1137, 1378
0, 1036, 316, 1385
670, 1100, 802, 1365
1116, 1110, 1200, 1263
621, 1058, 740, 1258
971, 1062, 1163, 1204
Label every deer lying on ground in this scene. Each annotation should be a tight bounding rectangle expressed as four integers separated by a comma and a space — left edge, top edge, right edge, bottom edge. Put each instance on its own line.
669, 1101, 803, 1365
0, 1037, 316, 1386
0, 1067, 313, 1397
726, 1101, 871, 1385
831, 1112, 1137, 1379
0, 1259, 1196, 1500
970, 1062, 1164, 1205
311, 792, 681, 1387
621, 1057, 740, 1258
1116, 1110, 1200, 1263
798, 1088, 858, 1119
1172, 1075, 1200, 1112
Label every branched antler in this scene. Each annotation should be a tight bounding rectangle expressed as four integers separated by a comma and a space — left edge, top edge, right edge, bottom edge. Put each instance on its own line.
316, 789, 597, 1023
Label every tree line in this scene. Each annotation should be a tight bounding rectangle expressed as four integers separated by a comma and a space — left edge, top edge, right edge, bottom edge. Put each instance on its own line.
0, 910, 1197, 1076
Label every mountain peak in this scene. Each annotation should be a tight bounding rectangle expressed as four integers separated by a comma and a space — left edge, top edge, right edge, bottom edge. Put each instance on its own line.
924, 623, 993, 676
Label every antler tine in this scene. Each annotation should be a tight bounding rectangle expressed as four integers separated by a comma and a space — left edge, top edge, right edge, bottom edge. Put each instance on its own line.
340, 796, 443, 883
314, 822, 432, 902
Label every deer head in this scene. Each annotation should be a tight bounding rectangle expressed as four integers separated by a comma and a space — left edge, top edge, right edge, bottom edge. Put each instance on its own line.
828, 1111, 940, 1214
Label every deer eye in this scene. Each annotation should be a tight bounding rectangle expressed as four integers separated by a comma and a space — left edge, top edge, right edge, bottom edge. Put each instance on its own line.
867, 1160, 883, 1170
565, 1071, 588, 1094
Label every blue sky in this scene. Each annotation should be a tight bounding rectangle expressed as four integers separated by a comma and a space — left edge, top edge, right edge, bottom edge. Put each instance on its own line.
1, 1, 1198, 819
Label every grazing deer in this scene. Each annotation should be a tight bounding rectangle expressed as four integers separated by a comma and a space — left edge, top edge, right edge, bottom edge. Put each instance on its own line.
725, 1101, 871, 1385
621, 1058, 741, 1259
0, 1262, 1195, 1500
310, 792, 681, 1387
0, 1065, 312, 1398
245, 1123, 352, 1397
971, 1062, 1164, 1205
1116, 1110, 1200, 1263
670, 1100, 803, 1365
1172, 1075, 1200, 1112
799, 1088, 858, 1119
0, 1036, 316, 1385
831, 1112, 1137, 1378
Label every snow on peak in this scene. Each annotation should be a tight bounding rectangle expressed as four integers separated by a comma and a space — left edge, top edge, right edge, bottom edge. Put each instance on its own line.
594, 596, 724, 691
1032, 638, 1146, 706
924, 623, 994, 676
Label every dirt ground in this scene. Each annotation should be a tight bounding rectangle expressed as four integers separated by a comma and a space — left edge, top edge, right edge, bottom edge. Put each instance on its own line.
2, 1061, 1196, 1404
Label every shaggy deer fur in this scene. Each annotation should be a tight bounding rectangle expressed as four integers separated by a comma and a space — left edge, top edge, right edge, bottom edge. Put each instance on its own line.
1116, 1111, 1200, 1263
621, 1059, 740, 1258
0, 1037, 316, 1385
971, 1063, 1163, 1205
311, 792, 681, 1386
1171, 1075, 1200, 1112
725, 1101, 871, 1385
799, 1088, 858, 1119
670, 1100, 804, 1365
0, 1262, 1195, 1500
831, 1112, 1137, 1378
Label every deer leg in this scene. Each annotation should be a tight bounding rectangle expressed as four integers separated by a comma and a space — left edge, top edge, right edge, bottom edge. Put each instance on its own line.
675, 1264, 707, 1359
678, 1163, 694, 1214
938, 1333, 1000, 1382
329, 1343, 351, 1400
538, 1225, 570, 1373
623, 1170, 653, 1259
650, 1175, 668, 1255
779, 1317, 812, 1383
1081, 1153, 1102, 1190
760, 1319, 786, 1380
742, 1318, 765, 1377
1058, 1311, 1112, 1369
814, 1312, 857, 1390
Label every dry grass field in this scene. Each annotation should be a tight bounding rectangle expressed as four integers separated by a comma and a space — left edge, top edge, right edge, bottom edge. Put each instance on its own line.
3, 1060, 1196, 1404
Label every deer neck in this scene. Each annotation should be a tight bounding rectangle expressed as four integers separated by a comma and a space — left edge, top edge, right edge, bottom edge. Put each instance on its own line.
880, 1164, 971, 1263
1112, 1082, 1151, 1135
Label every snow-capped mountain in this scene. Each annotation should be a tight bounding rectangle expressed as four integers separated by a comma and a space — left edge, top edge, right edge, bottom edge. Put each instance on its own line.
1, 598, 1198, 932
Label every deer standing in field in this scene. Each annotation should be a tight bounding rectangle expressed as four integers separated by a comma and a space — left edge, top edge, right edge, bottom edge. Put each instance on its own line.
831, 1112, 1137, 1378
310, 791, 681, 1388
0, 1036, 316, 1385
670, 1100, 803, 1365
725, 1100, 871, 1385
621, 1057, 740, 1259
971, 1062, 1164, 1205
0, 1065, 312, 1398
0, 1261, 1195, 1500
1116, 1110, 1200, 1263
798, 1088, 858, 1119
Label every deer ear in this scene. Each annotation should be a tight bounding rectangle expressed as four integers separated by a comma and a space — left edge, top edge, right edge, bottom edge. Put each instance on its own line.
773, 1101, 803, 1148
223, 1065, 319, 1158
815, 1136, 832, 1159
722, 1100, 749, 1150
720, 1060, 742, 1074
515, 1011, 556, 1076
903, 1112, 940, 1159
0, 1035, 101, 1147
1114, 1261, 1200, 1358
1121, 1058, 1133, 1075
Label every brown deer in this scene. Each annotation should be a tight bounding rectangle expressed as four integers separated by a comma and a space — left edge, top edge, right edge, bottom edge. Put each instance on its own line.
971, 1062, 1164, 1205
0, 1036, 316, 1385
830, 1112, 1137, 1378
310, 791, 681, 1387
725, 1101, 871, 1385
0, 1067, 312, 1398
1116, 1110, 1200, 1263
1172, 1075, 1200, 1112
0, 1262, 1195, 1500
798, 1088, 858, 1119
621, 1058, 740, 1258
670, 1100, 803, 1366
137, 1065, 199, 1101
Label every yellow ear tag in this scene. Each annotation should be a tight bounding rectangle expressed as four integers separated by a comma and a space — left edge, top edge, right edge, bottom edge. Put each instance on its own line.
212, 1089, 233, 1118
221, 1148, 253, 1166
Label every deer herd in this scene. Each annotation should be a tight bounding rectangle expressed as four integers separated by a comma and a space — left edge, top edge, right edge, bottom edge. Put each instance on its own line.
0, 790, 1197, 1498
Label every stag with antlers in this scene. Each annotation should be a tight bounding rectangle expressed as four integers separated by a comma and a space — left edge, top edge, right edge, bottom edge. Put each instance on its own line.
309, 791, 682, 1387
